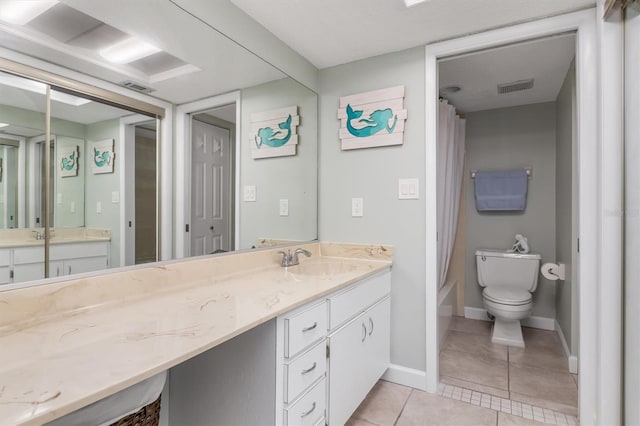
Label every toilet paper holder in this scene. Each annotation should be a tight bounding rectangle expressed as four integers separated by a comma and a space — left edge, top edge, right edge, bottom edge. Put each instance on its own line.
541, 262, 566, 281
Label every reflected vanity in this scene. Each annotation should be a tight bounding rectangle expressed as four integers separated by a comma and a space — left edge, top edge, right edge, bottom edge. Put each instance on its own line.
0, 1, 318, 289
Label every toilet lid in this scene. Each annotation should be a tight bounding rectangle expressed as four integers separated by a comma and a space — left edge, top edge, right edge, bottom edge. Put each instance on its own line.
483, 286, 532, 305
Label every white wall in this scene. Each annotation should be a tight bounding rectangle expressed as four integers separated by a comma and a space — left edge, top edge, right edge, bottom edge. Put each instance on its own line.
319, 47, 426, 372
555, 60, 579, 355
464, 103, 557, 318
625, 2, 640, 424
239, 78, 318, 249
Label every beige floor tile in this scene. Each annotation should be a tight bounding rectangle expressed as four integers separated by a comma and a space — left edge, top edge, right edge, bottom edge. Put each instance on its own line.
440, 349, 509, 391
440, 375, 510, 399
521, 327, 563, 351
509, 364, 578, 410
498, 412, 546, 425
396, 390, 497, 426
509, 392, 578, 417
508, 343, 568, 372
345, 419, 378, 426
351, 380, 412, 425
448, 316, 493, 336
443, 330, 508, 361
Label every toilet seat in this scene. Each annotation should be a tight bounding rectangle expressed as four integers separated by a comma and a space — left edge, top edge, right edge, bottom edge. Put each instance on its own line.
483, 286, 532, 306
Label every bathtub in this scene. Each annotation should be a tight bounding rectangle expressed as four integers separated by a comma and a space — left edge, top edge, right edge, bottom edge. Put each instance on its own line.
438, 280, 457, 347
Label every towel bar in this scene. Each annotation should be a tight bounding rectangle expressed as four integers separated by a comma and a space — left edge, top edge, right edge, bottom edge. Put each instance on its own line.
471, 167, 532, 179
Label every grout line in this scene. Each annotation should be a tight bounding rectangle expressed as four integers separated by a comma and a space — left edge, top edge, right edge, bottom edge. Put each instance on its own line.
393, 388, 414, 425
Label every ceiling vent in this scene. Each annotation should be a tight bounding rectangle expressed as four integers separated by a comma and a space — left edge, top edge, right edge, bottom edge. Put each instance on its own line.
119, 80, 155, 94
497, 79, 534, 94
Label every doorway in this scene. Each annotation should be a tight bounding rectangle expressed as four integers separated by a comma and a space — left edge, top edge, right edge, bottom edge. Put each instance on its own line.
424, 9, 611, 424
190, 105, 236, 256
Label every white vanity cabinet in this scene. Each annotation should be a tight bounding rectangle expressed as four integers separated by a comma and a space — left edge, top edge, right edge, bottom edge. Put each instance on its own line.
0, 249, 11, 284
275, 269, 391, 426
4, 241, 109, 284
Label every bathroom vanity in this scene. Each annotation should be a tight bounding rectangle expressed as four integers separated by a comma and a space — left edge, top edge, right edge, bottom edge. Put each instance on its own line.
0, 242, 391, 426
0, 229, 111, 286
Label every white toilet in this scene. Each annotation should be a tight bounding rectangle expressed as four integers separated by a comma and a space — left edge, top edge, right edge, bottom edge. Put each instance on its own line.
475, 249, 541, 348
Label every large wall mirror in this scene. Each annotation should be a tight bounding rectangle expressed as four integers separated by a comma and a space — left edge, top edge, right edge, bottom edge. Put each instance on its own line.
0, 0, 318, 288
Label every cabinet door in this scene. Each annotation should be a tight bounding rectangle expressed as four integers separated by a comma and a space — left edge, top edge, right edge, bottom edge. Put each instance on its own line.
63, 257, 108, 276
327, 296, 390, 426
13, 263, 45, 282
49, 260, 65, 278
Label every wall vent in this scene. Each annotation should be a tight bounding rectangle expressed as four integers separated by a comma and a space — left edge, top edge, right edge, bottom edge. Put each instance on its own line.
497, 79, 534, 94
120, 80, 155, 94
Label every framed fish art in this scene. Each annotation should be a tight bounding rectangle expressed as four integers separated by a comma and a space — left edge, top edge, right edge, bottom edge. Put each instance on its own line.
91, 139, 115, 174
250, 106, 299, 159
338, 85, 407, 150
58, 145, 79, 177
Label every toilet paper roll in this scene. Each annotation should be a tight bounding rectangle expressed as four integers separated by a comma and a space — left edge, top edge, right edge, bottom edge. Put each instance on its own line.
541, 262, 565, 281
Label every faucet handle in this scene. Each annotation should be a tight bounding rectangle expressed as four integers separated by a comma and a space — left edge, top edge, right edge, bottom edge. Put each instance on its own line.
277, 250, 292, 267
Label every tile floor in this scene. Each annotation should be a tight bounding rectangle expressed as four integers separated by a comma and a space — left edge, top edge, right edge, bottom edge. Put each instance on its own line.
345, 317, 579, 426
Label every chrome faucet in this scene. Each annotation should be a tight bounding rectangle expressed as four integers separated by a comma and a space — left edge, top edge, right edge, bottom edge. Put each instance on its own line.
31, 230, 44, 240
278, 248, 312, 267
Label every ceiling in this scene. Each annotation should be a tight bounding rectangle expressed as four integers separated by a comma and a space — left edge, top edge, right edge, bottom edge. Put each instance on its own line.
230, 0, 594, 69
439, 33, 576, 113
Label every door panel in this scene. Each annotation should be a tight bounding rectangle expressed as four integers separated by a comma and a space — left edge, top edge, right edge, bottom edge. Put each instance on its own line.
191, 120, 231, 256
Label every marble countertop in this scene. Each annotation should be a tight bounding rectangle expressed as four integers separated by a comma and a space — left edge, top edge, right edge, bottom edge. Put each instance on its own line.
0, 242, 392, 426
0, 228, 111, 248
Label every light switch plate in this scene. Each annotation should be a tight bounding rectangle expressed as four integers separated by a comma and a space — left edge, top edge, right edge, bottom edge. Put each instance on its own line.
70, 201, 75, 213
352, 197, 364, 217
111, 191, 120, 203
96, 201, 102, 214
398, 178, 419, 199
56, 193, 62, 204
244, 185, 256, 202
279, 199, 289, 216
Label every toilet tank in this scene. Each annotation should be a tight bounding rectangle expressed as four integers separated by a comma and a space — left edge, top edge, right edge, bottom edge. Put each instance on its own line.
475, 249, 541, 292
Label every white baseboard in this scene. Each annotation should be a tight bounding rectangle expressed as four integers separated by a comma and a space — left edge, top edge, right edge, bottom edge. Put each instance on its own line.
382, 364, 427, 391
464, 306, 555, 331
555, 320, 579, 374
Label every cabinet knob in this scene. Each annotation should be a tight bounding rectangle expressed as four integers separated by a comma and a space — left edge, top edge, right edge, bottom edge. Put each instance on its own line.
369, 317, 374, 336
361, 323, 367, 342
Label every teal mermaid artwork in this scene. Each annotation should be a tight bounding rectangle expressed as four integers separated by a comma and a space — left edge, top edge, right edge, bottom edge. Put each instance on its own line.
346, 104, 398, 138
61, 151, 76, 171
94, 148, 111, 167
255, 115, 292, 148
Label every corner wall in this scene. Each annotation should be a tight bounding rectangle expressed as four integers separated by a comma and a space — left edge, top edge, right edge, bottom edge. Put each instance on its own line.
318, 47, 426, 372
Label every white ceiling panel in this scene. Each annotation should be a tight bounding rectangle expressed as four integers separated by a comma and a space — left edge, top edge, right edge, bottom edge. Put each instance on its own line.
439, 34, 576, 113
230, 0, 593, 69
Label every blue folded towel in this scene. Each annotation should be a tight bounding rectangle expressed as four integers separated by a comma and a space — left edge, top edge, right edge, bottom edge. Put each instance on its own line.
474, 169, 528, 211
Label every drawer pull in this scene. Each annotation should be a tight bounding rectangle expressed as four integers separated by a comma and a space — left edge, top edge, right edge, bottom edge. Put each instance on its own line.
301, 362, 317, 375
361, 323, 367, 342
302, 322, 318, 333
369, 317, 374, 336
300, 402, 316, 418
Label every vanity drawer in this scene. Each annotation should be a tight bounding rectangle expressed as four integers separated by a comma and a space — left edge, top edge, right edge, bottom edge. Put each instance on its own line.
285, 302, 327, 358
13, 247, 44, 264
50, 242, 109, 261
284, 377, 325, 426
327, 270, 390, 330
284, 340, 326, 403
0, 249, 10, 266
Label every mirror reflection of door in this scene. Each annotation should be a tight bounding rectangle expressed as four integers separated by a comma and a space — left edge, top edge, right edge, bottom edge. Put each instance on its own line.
190, 105, 235, 256
134, 123, 157, 265
0, 143, 18, 228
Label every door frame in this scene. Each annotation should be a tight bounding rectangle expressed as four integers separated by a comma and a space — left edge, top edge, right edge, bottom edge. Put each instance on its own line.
27, 133, 56, 228
120, 114, 158, 267
425, 8, 619, 423
0, 134, 26, 227
175, 91, 241, 258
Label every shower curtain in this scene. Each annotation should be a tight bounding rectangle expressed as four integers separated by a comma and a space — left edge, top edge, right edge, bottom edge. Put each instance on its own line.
437, 100, 466, 288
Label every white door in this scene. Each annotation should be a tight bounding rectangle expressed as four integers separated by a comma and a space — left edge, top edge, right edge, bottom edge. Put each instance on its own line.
190, 120, 231, 256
